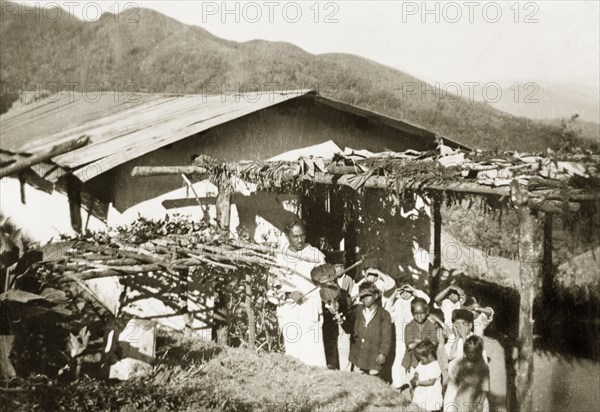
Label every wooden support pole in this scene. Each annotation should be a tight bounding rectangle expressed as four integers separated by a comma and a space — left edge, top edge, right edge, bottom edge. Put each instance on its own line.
181, 268, 192, 338
432, 195, 442, 270
245, 274, 256, 348
542, 214, 554, 306
214, 183, 232, 345
66, 175, 82, 233
515, 206, 543, 412
18, 172, 26, 204
0, 136, 89, 178
430, 194, 442, 296
216, 187, 232, 231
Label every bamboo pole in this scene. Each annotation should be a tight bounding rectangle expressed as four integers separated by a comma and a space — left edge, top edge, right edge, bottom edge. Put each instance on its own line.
0, 136, 89, 178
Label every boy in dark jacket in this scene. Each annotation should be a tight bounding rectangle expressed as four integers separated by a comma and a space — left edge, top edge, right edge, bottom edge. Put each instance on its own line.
344, 281, 393, 376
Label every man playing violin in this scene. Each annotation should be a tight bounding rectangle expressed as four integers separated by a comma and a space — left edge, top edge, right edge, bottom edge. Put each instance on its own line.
269, 219, 327, 367
310, 262, 353, 370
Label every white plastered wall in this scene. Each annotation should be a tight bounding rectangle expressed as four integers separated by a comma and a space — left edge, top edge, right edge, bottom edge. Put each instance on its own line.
1, 176, 289, 337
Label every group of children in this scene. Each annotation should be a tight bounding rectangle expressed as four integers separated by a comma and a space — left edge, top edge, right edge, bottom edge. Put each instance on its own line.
269, 225, 494, 412
332, 264, 494, 412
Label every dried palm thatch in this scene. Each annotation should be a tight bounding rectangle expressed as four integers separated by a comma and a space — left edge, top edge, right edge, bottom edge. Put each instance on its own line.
159, 146, 600, 214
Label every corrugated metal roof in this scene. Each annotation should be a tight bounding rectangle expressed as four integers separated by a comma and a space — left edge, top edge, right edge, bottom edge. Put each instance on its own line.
1, 90, 313, 182
1, 89, 467, 183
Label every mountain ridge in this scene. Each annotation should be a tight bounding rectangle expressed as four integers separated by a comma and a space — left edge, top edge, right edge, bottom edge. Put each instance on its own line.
0, 2, 595, 151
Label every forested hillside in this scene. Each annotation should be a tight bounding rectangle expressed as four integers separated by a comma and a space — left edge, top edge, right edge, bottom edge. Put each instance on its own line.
1, 1, 593, 151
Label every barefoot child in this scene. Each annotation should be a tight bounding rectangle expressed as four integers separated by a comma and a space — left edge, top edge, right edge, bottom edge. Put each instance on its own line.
389, 284, 431, 388
410, 339, 443, 412
401, 298, 439, 375
443, 335, 490, 412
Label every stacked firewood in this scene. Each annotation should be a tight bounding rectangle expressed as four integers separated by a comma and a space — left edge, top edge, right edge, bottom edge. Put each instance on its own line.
48, 232, 314, 283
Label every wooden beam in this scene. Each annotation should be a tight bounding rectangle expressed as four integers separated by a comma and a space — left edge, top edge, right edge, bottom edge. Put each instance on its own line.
19, 168, 54, 194
0, 136, 89, 179
162, 197, 217, 209
515, 206, 543, 412
527, 198, 580, 214
134, 162, 600, 207
131, 166, 207, 177
18, 173, 26, 204
66, 175, 82, 233
312, 173, 594, 211
326, 165, 369, 175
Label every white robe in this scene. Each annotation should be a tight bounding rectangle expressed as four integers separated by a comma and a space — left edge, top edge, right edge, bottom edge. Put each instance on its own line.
273, 244, 326, 367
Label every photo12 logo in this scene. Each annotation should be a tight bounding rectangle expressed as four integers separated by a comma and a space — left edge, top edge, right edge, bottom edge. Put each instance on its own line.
401, 1, 540, 24
200, 1, 340, 24
400, 81, 539, 104
2, 81, 142, 105
1, 1, 139, 23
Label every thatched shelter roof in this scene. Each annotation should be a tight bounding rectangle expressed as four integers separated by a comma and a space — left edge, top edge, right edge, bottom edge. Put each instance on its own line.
133, 144, 600, 214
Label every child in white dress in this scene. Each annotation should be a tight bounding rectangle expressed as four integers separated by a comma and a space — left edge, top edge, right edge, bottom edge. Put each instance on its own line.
410, 339, 443, 412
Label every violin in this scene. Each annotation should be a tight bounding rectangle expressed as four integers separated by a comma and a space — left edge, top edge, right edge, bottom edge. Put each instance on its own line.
309, 259, 364, 324
323, 283, 345, 324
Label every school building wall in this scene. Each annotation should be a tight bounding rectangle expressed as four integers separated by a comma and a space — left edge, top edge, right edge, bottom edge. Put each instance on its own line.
2, 95, 438, 334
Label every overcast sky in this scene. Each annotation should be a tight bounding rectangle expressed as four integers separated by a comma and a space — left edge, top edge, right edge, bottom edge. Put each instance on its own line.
20, 1, 600, 89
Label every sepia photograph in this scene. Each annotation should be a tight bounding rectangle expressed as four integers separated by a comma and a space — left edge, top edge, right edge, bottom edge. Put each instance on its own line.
0, 1, 598, 411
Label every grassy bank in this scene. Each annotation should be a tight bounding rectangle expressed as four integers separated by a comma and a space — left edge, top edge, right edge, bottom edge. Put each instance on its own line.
1, 332, 413, 412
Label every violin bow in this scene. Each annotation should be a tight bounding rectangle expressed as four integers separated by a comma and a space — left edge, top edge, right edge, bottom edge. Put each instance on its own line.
303, 258, 364, 297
